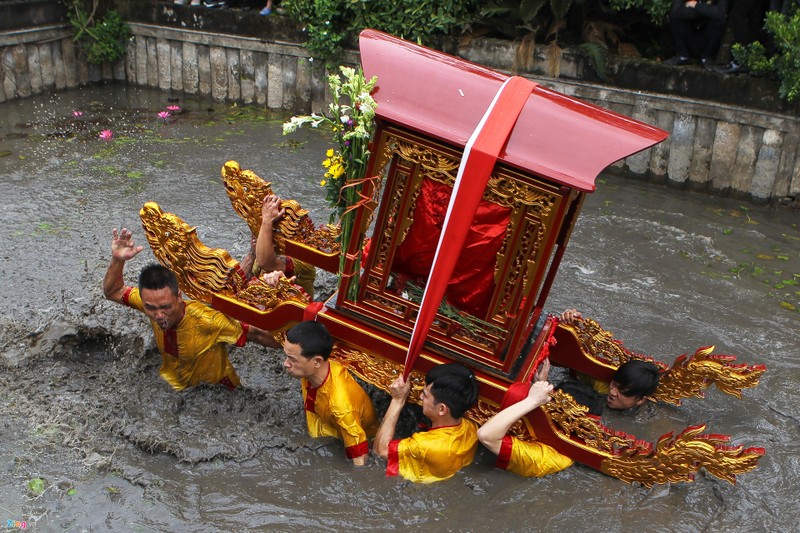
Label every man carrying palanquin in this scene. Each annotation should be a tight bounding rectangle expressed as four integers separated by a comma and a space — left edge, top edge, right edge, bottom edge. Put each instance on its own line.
103, 228, 279, 391
373, 363, 479, 483
477, 309, 661, 478
281, 320, 377, 465
243, 194, 316, 299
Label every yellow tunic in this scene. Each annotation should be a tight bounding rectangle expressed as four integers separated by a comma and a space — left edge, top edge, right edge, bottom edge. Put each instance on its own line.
497, 435, 574, 478
301, 360, 377, 459
576, 372, 610, 394
387, 419, 478, 483
287, 257, 316, 300
123, 287, 246, 391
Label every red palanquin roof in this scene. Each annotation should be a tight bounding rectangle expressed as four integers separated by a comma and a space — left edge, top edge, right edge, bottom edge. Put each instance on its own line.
359, 29, 668, 192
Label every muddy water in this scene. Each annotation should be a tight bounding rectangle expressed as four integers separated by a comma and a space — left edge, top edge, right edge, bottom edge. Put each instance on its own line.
0, 85, 798, 532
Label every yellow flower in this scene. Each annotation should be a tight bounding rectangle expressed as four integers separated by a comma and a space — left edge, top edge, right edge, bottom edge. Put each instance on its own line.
331, 164, 345, 178
320, 180, 327, 186
326, 148, 334, 157
322, 158, 331, 168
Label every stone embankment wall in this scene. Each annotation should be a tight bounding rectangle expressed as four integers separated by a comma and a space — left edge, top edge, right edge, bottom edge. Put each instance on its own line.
0, 25, 126, 99
1, 23, 798, 205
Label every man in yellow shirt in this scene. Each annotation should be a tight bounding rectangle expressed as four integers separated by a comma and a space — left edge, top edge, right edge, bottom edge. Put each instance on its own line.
477, 379, 575, 478
282, 321, 376, 465
251, 194, 316, 299
477, 309, 661, 478
103, 228, 278, 391
374, 363, 479, 483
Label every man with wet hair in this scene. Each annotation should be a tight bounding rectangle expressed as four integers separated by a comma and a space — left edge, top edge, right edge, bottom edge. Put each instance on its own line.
477, 310, 662, 478
282, 320, 376, 466
604, 359, 661, 409
373, 363, 479, 483
103, 228, 279, 391
560, 309, 661, 409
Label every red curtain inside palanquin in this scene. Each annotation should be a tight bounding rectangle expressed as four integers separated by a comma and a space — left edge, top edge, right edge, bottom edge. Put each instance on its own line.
392, 177, 511, 318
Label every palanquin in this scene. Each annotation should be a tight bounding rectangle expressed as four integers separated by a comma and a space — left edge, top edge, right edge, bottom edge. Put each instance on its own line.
139, 30, 765, 486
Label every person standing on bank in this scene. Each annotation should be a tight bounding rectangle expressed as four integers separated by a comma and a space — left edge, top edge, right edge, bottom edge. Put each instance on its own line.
103, 228, 279, 391
664, 0, 729, 70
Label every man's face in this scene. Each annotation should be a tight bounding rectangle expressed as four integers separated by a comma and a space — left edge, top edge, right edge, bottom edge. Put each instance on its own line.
282, 340, 318, 380
606, 381, 646, 410
420, 382, 442, 419
140, 287, 184, 330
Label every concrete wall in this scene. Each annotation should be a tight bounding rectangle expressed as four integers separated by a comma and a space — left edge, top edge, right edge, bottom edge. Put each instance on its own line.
1, 23, 798, 205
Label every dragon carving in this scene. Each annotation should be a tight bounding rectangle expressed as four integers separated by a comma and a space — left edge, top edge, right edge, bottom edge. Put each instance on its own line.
140, 201, 307, 310
558, 317, 765, 405
220, 160, 340, 254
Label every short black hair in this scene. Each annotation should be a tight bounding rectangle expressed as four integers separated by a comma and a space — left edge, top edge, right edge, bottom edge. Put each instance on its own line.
139, 263, 179, 296
425, 363, 478, 419
555, 379, 605, 416
285, 321, 333, 360
613, 360, 660, 400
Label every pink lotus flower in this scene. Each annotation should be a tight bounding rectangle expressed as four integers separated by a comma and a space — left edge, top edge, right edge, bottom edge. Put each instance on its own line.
166, 105, 181, 113
99, 129, 113, 141
72, 111, 84, 117
158, 111, 171, 122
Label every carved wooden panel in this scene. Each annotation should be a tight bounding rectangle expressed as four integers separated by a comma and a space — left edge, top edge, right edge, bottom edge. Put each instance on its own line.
352, 125, 569, 372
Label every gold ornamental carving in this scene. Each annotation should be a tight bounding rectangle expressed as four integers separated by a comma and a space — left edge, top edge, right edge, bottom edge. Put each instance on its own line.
559, 317, 766, 406
540, 389, 641, 454
557, 316, 658, 369
652, 345, 766, 406
236, 276, 309, 309
485, 175, 557, 215
541, 389, 763, 486
388, 137, 460, 183
140, 202, 308, 312
221, 160, 277, 237
139, 202, 246, 304
601, 425, 764, 486
220, 160, 340, 255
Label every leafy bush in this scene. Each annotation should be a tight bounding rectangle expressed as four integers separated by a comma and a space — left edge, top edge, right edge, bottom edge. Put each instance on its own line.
732, 9, 800, 103
283, 0, 477, 65
607, 0, 672, 25
67, 1, 131, 65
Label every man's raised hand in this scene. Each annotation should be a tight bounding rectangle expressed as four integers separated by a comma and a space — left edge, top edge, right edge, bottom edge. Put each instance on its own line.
111, 228, 144, 262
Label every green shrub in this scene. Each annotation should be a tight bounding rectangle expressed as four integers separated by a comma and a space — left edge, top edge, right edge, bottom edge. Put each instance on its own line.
67, 1, 131, 65
283, 0, 477, 65
607, 0, 672, 25
732, 9, 800, 103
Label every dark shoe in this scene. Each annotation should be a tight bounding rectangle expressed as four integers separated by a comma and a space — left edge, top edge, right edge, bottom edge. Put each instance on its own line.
716, 61, 747, 75
662, 55, 690, 66
701, 58, 714, 72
